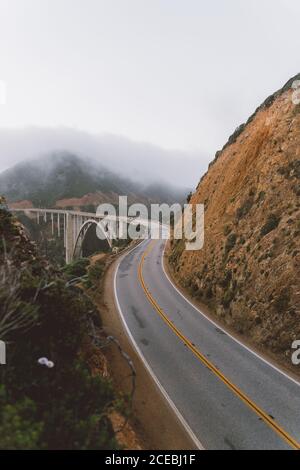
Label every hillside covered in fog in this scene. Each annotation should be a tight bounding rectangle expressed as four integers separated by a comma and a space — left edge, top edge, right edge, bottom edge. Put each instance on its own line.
0, 152, 189, 209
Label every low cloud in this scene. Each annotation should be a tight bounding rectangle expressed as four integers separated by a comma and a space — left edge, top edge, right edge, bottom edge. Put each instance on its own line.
0, 127, 206, 189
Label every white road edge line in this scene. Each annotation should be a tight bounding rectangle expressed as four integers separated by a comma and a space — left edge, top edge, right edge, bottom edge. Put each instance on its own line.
161, 240, 300, 388
113, 240, 205, 451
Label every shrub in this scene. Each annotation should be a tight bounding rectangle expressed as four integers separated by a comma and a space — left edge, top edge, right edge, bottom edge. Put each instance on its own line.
0, 275, 116, 449
63, 258, 90, 279
0, 201, 118, 450
87, 260, 106, 289
274, 290, 290, 313
205, 286, 213, 299
236, 198, 254, 220
219, 270, 232, 288
222, 289, 234, 308
260, 213, 281, 237
239, 236, 246, 245
224, 233, 237, 256
0, 386, 43, 450
256, 191, 266, 203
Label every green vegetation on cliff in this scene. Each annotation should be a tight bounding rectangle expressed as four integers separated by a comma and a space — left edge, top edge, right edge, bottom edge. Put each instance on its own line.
0, 198, 118, 449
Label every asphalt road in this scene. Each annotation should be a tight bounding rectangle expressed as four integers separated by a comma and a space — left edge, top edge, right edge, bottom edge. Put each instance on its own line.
114, 239, 300, 450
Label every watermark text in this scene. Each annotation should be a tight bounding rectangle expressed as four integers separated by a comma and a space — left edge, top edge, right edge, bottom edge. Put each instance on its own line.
292, 340, 300, 365
95, 196, 205, 251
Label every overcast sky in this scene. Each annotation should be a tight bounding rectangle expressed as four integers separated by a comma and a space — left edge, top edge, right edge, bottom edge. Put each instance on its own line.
0, 0, 299, 186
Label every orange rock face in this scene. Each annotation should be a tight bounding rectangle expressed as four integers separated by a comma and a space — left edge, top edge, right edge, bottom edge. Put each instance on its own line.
8, 200, 34, 209
170, 77, 300, 358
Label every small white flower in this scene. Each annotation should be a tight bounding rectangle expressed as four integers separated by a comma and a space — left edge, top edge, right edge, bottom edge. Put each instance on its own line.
38, 357, 49, 366
38, 357, 55, 368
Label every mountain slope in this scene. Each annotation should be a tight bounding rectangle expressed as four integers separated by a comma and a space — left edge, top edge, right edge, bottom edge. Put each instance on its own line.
0, 152, 188, 208
0, 196, 119, 449
169, 74, 300, 359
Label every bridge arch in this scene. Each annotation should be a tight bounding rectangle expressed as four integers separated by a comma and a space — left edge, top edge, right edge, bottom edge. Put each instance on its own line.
73, 219, 112, 260
10, 207, 152, 264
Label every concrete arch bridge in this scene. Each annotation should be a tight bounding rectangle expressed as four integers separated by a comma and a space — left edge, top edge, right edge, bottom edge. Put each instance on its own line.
10, 208, 142, 263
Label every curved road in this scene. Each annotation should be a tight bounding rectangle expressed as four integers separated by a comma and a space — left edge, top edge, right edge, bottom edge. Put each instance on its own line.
114, 239, 300, 450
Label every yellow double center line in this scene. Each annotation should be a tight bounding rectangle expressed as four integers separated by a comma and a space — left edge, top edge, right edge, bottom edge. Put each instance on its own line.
138, 241, 300, 450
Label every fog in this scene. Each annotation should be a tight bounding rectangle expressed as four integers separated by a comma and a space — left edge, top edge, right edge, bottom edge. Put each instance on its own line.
0, 127, 204, 188
0, 1, 300, 189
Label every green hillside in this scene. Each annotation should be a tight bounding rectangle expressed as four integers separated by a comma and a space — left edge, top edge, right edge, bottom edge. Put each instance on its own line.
0, 152, 188, 207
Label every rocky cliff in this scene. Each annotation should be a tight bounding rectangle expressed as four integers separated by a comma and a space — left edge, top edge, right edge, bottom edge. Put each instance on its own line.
169, 74, 300, 360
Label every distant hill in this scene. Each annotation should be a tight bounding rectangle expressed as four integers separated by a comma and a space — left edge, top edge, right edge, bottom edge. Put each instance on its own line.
0, 152, 189, 209
169, 73, 300, 361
